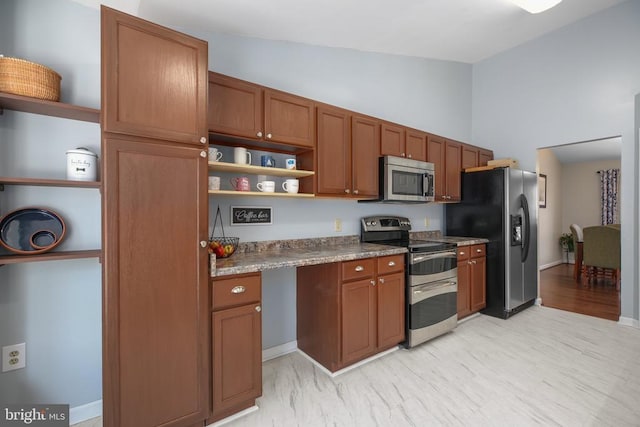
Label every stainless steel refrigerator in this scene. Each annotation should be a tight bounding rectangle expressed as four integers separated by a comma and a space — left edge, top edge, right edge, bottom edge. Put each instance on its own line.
446, 168, 538, 319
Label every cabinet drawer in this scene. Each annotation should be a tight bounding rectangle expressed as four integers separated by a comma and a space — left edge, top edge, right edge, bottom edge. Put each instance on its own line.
342, 258, 375, 281
377, 254, 404, 276
457, 246, 471, 261
212, 273, 261, 311
470, 244, 486, 258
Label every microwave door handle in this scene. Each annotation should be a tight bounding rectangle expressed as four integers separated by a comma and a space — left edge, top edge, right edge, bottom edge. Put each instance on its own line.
423, 174, 429, 196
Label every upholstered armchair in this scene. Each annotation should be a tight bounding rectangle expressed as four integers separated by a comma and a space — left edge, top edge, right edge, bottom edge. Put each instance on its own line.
569, 224, 583, 280
581, 225, 621, 289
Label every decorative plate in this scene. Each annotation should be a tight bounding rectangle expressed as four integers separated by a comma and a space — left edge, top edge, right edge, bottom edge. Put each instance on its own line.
0, 207, 66, 254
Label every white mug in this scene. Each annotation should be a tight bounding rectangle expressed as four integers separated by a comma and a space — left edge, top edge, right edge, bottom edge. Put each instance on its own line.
282, 178, 299, 194
208, 176, 220, 191
256, 180, 275, 193
208, 147, 223, 162
234, 147, 252, 165
285, 158, 297, 170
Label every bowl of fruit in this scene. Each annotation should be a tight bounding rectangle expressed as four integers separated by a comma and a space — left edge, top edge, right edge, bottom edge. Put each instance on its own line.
208, 237, 239, 258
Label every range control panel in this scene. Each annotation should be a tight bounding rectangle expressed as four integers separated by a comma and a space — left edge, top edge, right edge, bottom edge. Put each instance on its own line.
361, 216, 411, 232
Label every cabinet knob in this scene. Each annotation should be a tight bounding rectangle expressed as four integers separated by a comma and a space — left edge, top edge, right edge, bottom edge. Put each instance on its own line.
257, 131, 263, 138
459, 251, 465, 256
476, 248, 482, 253
355, 265, 364, 272
231, 286, 246, 294
353, 189, 359, 195
255, 306, 262, 312
407, 154, 412, 159
200, 151, 207, 158
345, 189, 351, 194
266, 133, 272, 139
388, 261, 396, 267
200, 136, 207, 144
379, 278, 385, 284
200, 241, 207, 248
371, 280, 376, 286
401, 152, 406, 157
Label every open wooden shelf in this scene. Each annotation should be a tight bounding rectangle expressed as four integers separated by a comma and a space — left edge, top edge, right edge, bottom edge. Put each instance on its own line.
0, 92, 100, 123
208, 161, 314, 178
0, 249, 101, 265
209, 190, 314, 198
0, 177, 101, 188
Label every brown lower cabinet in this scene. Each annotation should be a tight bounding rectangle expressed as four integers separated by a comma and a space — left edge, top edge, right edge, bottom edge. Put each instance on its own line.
208, 273, 262, 424
297, 254, 405, 372
456, 244, 487, 319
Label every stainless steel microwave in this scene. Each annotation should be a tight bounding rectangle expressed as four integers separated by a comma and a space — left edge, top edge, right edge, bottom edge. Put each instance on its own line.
379, 156, 435, 203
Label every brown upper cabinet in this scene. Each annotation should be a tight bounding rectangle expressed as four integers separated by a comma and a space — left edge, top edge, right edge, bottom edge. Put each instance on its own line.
208, 72, 315, 149
427, 134, 463, 202
314, 105, 380, 198
461, 144, 479, 170
380, 123, 427, 162
479, 148, 494, 166
101, 8, 208, 146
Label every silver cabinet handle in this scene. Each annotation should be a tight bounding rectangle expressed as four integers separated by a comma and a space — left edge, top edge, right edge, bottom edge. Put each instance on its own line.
379, 278, 385, 284
345, 189, 351, 194
257, 131, 263, 137
200, 136, 207, 144
255, 306, 261, 312
370, 280, 375, 286
200, 241, 207, 248
355, 265, 364, 272
401, 152, 406, 157
200, 151, 207, 158
231, 286, 246, 294
353, 189, 359, 195
407, 154, 412, 159
388, 261, 396, 267
266, 133, 272, 139
476, 248, 483, 253
459, 251, 465, 256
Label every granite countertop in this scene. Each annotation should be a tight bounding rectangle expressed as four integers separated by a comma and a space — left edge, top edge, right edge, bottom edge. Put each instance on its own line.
212, 236, 407, 277
427, 236, 490, 246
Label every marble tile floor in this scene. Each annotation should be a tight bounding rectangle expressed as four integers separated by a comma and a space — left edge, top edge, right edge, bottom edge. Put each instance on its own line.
74, 306, 640, 427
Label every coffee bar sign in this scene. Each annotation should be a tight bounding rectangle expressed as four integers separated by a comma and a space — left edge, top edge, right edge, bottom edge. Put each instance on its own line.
231, 206, 272, 225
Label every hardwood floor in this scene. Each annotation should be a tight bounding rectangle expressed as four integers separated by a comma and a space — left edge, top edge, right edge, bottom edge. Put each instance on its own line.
540, 263, 620, 321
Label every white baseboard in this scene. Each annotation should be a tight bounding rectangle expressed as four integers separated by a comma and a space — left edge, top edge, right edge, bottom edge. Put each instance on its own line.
618, 317, 640, 328
205, 405, 259, 427
262, 340, 297, 362
539, 260, 563, 270
298, 346, 399, 378
70, 400, 102, 425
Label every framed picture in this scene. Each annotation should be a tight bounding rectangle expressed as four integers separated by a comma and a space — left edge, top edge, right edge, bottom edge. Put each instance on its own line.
538, 174, 547, 208
230, 206, 272, 225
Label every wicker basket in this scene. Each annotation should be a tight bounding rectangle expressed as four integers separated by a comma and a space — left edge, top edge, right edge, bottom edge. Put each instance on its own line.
0, 56, 61, 101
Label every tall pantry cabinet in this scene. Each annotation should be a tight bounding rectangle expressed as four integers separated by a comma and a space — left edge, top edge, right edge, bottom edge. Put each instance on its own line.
101, 7, 209, 427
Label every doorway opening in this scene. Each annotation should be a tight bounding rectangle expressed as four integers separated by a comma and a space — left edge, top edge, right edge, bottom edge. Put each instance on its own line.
536, 136, 621, 320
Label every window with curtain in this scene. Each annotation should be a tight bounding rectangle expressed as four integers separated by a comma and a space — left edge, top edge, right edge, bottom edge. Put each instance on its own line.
598, 168, 619, 225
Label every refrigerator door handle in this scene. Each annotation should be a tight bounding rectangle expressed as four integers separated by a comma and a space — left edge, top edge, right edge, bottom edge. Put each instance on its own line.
520, 194, 531, 263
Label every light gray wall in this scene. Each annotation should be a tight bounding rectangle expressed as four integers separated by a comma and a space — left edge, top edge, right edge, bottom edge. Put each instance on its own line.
472, 0, 640, 321
0, 0, 101, 409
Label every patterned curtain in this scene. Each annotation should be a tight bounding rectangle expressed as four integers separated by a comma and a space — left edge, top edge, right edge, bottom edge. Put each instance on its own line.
598, 168, 619, 225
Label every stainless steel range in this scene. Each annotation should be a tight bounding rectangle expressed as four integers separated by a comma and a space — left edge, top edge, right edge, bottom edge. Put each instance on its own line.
361, 215, 458, 348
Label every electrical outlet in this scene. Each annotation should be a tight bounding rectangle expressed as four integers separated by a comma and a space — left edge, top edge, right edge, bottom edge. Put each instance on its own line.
424, 217, 430, 227
2, 343, 26, 372
334, 219, 342, 232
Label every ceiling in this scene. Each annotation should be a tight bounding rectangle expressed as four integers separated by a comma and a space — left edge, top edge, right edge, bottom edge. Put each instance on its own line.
545, 137, 621, 164
72, 0, 625, 63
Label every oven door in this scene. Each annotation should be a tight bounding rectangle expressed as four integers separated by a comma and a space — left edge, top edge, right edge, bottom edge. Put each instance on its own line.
408, 279, 457, 330
408, 251, 457, 286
